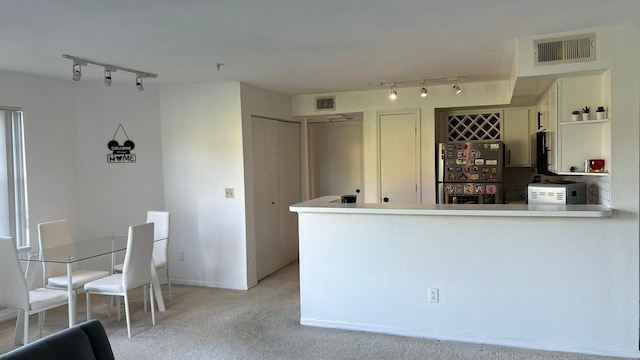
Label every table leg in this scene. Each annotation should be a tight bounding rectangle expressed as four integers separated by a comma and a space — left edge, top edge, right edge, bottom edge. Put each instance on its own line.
67, 263, 74, 327
150, 261, 165, 311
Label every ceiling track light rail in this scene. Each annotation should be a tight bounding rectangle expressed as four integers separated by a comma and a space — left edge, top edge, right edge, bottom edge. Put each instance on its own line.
373, 74, 468, 99
63, 54, 158, 90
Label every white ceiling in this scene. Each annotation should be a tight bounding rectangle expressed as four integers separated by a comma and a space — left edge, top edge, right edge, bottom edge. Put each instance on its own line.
1, 0, 639, 95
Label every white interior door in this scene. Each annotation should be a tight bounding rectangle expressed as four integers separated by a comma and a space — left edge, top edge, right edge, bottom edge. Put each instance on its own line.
252, 118, 280, 280
308, 120, 363, 201
379, 110, 420, 203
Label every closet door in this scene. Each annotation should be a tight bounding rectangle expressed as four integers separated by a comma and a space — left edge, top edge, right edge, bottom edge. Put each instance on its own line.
252, 117, 301, 280
278, 121, 301, 265
252, 118, 280, 280
378, 110, 420, 204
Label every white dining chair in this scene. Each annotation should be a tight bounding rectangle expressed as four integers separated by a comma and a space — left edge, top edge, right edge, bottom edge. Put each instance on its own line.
38, 219, 110, 321
0, 237, 68, 345
85, 222, 156, 338
114, 210, 171, 310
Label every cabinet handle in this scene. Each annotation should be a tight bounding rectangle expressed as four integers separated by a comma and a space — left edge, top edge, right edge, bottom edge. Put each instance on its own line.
383, 197, 389, 203
355, 189, 361, 193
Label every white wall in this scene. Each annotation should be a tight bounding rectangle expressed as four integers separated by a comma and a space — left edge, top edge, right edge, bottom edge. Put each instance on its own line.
74, 85, 165, 239
0, 70, 167, 284
516, 24, 639, 226
298, 211, 637, 357
158, 82, 249, 289
292, 80, 513, 204
0, 70, 77, 250
73, 84, 165, 271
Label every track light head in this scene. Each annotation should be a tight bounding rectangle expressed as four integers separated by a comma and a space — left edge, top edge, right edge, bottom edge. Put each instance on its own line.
453, 83, 462, 94
136, 75, 144, 91
72, 63, 82, 81
389, 85, 397, 100
104, 69, 112, 86
420, 83, 428, 97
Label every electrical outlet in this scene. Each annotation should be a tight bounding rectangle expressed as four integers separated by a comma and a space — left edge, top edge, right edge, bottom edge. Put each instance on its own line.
178, 249, 184, 261
429, 288, 439, 303
225, 188, 234, 198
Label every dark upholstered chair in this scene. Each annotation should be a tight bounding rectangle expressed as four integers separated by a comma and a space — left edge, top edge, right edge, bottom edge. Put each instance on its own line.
0, 320, 114, 360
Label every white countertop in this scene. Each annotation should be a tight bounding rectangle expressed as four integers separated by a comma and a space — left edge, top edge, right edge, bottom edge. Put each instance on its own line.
290, 196, 612, 218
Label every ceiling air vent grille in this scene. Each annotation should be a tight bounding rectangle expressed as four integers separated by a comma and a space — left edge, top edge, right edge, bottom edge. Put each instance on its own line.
534, 33, 595, 65
315, 96, 335, 111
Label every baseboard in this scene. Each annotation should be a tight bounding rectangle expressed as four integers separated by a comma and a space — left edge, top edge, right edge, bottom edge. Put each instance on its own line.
171, 279, 249, 291
300, 317, 640, 358
0, 308, 18, 323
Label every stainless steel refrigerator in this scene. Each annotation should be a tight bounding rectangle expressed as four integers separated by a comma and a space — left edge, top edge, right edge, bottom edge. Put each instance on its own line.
437, 140, 503, 204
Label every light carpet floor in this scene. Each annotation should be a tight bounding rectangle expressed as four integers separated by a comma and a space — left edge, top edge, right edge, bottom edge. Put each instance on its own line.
0, 262, 631, 359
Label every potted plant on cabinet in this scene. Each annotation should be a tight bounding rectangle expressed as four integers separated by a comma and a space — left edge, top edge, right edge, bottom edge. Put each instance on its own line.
581, 106, 591, 121
571, 110, 580, 122
596, 106, 606, 120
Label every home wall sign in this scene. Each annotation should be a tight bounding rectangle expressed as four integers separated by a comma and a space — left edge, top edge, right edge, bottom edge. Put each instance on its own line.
107, 124, 136, 163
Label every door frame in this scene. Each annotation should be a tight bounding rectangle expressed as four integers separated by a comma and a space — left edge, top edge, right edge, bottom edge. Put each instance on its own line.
377, 108, 422, 203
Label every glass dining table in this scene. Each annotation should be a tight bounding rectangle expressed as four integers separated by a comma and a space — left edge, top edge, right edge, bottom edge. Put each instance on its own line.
18, 234, 166, 336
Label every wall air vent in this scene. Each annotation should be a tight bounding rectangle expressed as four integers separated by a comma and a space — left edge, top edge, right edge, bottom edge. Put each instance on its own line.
534, 33, 595, 65
315, 96, 335, 111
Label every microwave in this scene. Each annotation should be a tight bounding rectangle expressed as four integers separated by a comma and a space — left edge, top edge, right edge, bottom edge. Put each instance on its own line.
527, 182, 587, 205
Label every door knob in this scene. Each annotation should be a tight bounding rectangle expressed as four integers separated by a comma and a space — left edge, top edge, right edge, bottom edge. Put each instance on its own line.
383, 197, 389, 203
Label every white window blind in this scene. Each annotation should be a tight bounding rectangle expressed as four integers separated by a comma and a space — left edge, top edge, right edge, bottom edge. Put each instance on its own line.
0, 108, 28, 248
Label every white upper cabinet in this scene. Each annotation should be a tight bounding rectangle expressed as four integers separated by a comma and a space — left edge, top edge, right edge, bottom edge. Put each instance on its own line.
503, 107, 534, 167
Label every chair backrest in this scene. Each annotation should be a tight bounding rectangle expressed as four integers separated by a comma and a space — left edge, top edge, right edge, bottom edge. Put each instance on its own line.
146, 211, 170, 265
0, 237, 29, 311
38, 219, 73, 279
122, 222, 154, 290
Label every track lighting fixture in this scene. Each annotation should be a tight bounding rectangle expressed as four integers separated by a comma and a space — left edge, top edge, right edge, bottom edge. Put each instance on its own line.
389, 85, 398, 100
104, 68, 112, 86
371, 74, 468, 99
420, 83, 428, 97
63, 54, 158, 90
72, 63, 82, 81
136, 75, 144, 91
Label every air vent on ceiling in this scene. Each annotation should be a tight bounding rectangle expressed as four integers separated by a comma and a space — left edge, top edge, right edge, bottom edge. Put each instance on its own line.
534, 33, 595, 65
315, 96, 335, 111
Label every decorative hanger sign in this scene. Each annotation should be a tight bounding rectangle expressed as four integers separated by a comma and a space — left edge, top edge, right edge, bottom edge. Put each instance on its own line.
107, 124, 136, 163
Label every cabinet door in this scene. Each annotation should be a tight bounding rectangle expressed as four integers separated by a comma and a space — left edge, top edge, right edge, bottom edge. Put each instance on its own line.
547, 82, 558, 173
503, 108, 531, 167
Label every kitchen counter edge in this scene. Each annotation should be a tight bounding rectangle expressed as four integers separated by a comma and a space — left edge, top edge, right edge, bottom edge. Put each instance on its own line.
289, 196, 612, 218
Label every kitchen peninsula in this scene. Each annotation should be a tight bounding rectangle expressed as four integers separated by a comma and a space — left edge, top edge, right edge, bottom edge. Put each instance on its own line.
290, 197, 628, 357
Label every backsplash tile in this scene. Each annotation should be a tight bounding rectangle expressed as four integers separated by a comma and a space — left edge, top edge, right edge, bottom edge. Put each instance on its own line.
582, 175, 611, 206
